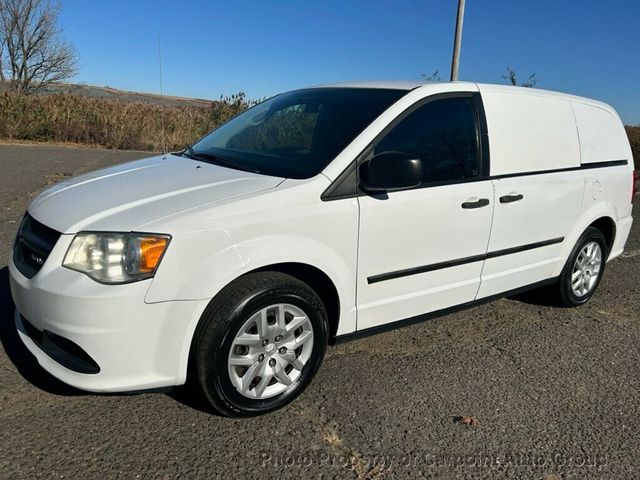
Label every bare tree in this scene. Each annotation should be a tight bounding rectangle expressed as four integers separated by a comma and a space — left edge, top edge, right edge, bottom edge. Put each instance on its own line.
502, 66, 537, 88
0, 0, 77, 94
420, 70, 441, 82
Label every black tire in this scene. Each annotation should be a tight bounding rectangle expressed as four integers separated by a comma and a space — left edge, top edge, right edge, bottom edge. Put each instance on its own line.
190, 272, 328, 417
552, 226, 608, 307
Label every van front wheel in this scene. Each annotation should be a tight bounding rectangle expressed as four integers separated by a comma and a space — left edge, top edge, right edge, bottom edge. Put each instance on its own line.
191, 272, 328, 417
554, 227, 607, 307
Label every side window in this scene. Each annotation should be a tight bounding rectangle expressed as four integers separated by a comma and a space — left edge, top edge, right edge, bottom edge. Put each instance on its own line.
373, 96, 480, 183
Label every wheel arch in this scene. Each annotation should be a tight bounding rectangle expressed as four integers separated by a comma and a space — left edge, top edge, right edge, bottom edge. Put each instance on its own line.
250, 262, 341, 344
552, 201, 619, 277
185, 259, 344, 371
589, 216, 616, 254
184, 261, 343, 388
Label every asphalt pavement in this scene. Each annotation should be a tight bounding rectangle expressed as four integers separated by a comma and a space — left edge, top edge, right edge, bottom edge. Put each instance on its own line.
0, 144, 639, 479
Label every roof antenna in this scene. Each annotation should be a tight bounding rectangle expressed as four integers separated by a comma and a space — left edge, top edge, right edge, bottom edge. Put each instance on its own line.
158, 36, 167, 155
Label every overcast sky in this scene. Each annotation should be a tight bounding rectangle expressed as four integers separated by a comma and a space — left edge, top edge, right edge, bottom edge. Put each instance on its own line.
61, 0, 640, 124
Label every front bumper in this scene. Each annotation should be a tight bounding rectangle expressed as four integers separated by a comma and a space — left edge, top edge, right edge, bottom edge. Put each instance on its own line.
9, 234, 209, 393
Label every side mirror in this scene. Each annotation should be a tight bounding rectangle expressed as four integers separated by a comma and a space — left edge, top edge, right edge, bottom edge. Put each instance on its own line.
359, 151, 423, 192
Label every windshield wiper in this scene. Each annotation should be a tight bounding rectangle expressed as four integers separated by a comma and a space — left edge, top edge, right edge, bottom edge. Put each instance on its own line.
182, 147, 262, 174
182, 144, 198, 159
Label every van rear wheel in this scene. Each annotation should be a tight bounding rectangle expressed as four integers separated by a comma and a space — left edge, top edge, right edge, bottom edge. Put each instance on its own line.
554, 227, 608, 307
190, 272, 328, 417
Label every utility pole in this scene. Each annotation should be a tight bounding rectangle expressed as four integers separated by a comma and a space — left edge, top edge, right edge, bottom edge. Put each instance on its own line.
450, 0, 466, 81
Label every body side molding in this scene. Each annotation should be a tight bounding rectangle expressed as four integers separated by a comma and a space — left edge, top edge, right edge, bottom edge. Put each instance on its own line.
491, 159, 628, 180
367, 237, 564, 284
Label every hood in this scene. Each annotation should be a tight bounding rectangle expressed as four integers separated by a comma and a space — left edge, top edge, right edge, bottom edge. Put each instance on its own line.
28, 154, 285, 233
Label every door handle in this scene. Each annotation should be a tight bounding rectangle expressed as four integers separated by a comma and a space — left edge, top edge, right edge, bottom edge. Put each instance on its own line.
461, 198, 490, 209
499, 193, 524, 203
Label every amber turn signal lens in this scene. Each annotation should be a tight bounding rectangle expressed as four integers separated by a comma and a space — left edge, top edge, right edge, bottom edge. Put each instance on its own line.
139, 237, 168, 272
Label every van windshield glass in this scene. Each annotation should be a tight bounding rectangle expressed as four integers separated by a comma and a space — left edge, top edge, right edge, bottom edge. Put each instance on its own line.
187, 88, 407, 179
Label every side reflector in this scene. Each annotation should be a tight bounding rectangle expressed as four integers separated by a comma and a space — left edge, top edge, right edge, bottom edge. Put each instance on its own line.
140, 237, 168, 272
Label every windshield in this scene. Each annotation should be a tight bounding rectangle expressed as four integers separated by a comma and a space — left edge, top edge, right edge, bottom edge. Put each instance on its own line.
189, 88, 407, 179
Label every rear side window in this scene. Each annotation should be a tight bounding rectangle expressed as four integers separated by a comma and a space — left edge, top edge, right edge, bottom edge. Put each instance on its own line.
374, 96, 480, 183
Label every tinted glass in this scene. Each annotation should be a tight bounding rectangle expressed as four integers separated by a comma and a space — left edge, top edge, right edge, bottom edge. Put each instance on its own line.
373, 97, 480, 183
190, 88, 407, 179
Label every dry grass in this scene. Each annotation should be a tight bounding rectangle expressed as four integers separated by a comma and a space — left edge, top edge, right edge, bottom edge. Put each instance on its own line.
0, 91, 250, 151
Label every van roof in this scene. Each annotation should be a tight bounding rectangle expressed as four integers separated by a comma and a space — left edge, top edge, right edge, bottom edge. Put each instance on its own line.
310, 81, 614, 113
310, 80, 429, 90
475, 83, 614, 113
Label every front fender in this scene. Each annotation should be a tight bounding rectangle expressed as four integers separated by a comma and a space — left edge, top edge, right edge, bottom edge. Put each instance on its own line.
145, 229, 357, 334
149, 231, 350, 295
146, 230, 359, 379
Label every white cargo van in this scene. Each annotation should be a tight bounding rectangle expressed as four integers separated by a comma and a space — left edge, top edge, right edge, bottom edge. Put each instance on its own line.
10, 82, 636, 416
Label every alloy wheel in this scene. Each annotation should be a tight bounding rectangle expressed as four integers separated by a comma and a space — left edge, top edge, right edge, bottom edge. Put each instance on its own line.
227, 303, 314, 399
571, 241, 602, 297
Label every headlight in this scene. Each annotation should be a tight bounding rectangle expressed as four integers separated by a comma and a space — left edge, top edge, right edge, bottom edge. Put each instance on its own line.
63, 232, 170, 284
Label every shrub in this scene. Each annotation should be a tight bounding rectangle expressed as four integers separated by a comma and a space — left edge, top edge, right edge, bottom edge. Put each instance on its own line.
625, 126, 639, 169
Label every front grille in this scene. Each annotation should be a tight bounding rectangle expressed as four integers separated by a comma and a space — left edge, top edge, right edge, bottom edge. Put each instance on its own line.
13, 213, 61, 278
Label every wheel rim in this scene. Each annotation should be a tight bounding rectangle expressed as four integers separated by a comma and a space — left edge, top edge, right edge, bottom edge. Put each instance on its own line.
227, 303, 314, 399
571, 241, 602, 297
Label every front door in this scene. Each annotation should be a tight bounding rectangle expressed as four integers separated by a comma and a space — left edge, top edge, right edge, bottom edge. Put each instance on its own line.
356, 94, 494, 330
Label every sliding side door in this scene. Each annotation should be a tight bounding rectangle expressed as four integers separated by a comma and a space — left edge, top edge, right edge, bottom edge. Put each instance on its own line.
475, 86, 584, 299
